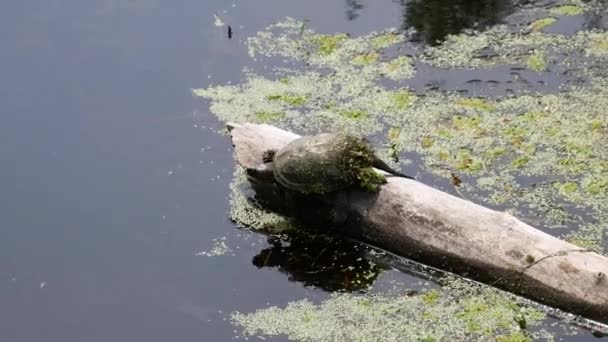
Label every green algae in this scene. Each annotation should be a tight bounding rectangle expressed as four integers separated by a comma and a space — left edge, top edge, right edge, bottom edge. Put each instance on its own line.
421, 289, 440, 305
339, 109, 368, 120
421, 136, 434, 149
558, 182, 578, 195
352, 52, 379, 65
590, 119, 603, 131
199, 11, 608, 339
549, 5, 584, 16
588, 33, 608, 56
311, 33, 349, 56
229, 167, 296, 234
529, 18, 557, 32
583, 176, 608, 196
232, 278, 554, 342
564, 223, 605, 252
357, 166, 387, 192
455, 149, 484, 173
456, 98, 495, 112
496, 332, 533, 342
371, 32, 403, 49
254, 110, 284, 122
392, 89, 413, 109
527, 51, 546, 72
512, 156, 530, 169
266, 93, 308, 106
383, 56, 415, 80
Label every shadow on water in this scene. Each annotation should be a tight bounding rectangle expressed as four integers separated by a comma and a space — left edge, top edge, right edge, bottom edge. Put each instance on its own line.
252, 233, 383, 292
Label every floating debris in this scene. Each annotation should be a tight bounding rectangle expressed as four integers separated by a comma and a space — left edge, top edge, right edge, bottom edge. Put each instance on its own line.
196, 238, 232, 257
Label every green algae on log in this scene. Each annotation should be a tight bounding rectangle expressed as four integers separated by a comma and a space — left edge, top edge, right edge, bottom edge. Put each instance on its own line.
227, 122, 608, 324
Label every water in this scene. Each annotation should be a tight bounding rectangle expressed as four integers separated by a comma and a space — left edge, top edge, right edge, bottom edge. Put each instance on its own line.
0, 1, 603, 341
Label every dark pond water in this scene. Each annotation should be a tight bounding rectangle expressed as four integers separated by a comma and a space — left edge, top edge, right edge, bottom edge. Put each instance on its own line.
0, 1, 603, 341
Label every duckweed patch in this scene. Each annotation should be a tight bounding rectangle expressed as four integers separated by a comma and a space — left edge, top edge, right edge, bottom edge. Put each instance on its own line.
339, 109, 368, 120
392, 89, 412, 109
550, 5, 584, 16
199, 15, 608, 252
589, 33, 608, 56
232, 278, 555, 341
352, 52, 379, 65
456, 98, 495, 112
201, 8, 608, 338
527, 51, 546, 72
529, 18, 557, 31
383, 56, 415, 80
312, 33, 349, 56
266, 93, 308, 106
371, 33, 403, 49
229, 167, 296, 234
254, 110, 284, 122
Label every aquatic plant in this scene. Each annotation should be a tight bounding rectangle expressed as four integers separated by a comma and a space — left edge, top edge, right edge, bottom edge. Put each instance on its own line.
197, 2, 608, 337
232, 278, 553, 341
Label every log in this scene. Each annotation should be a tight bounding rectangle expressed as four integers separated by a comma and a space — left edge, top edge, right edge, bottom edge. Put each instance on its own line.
227, 122, 608, 324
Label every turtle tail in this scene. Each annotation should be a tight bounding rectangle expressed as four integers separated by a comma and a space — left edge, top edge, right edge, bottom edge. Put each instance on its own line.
372, 157, 415, 180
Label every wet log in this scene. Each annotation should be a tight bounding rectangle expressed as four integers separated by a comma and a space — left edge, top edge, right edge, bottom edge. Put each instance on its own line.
227, 122, 608, 323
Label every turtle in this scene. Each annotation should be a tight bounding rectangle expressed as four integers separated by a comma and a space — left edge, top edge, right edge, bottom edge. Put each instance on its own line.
249, 133, 414, 194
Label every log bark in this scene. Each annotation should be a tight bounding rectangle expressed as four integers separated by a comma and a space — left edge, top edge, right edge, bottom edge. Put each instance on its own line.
227, 122, 608, 324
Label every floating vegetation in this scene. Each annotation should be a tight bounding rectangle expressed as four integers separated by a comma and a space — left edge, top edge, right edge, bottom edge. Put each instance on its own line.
266, 93, 308, 106
371, 32, 403, 49
549, 5, 584, 16
211, 12, 608, 250
228, 167, 296, 234
529, 18, 557, 32
382, 56, 415, 80
232, 278, 555, 341
311, 33, 349, 56
196, 238, 232, 257
351, 52, 380, 65
197, 2, 608, 338
527, 51, 546, 72
456, 98, 495, 112
254, 110, 284, 122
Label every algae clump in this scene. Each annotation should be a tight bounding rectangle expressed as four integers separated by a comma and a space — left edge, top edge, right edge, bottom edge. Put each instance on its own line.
550, 5, 584, 16
312, 33, 349, 56
232, 279, 553, 342
194, 12, 608, 340
529, 18, 557, 32
527, 51, 546, 72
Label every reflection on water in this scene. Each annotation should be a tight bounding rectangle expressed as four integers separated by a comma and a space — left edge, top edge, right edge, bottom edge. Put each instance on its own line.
345, 0, 365, 21
342, 0, 514, 44
400, 0, 513, 44
252, 233, 383, 292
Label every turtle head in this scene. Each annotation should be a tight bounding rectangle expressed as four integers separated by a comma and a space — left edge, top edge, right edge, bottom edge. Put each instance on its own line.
246, 162, 276, 182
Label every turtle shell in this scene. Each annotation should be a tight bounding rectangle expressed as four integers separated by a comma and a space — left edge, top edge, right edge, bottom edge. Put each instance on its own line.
272, 133, 376, 194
